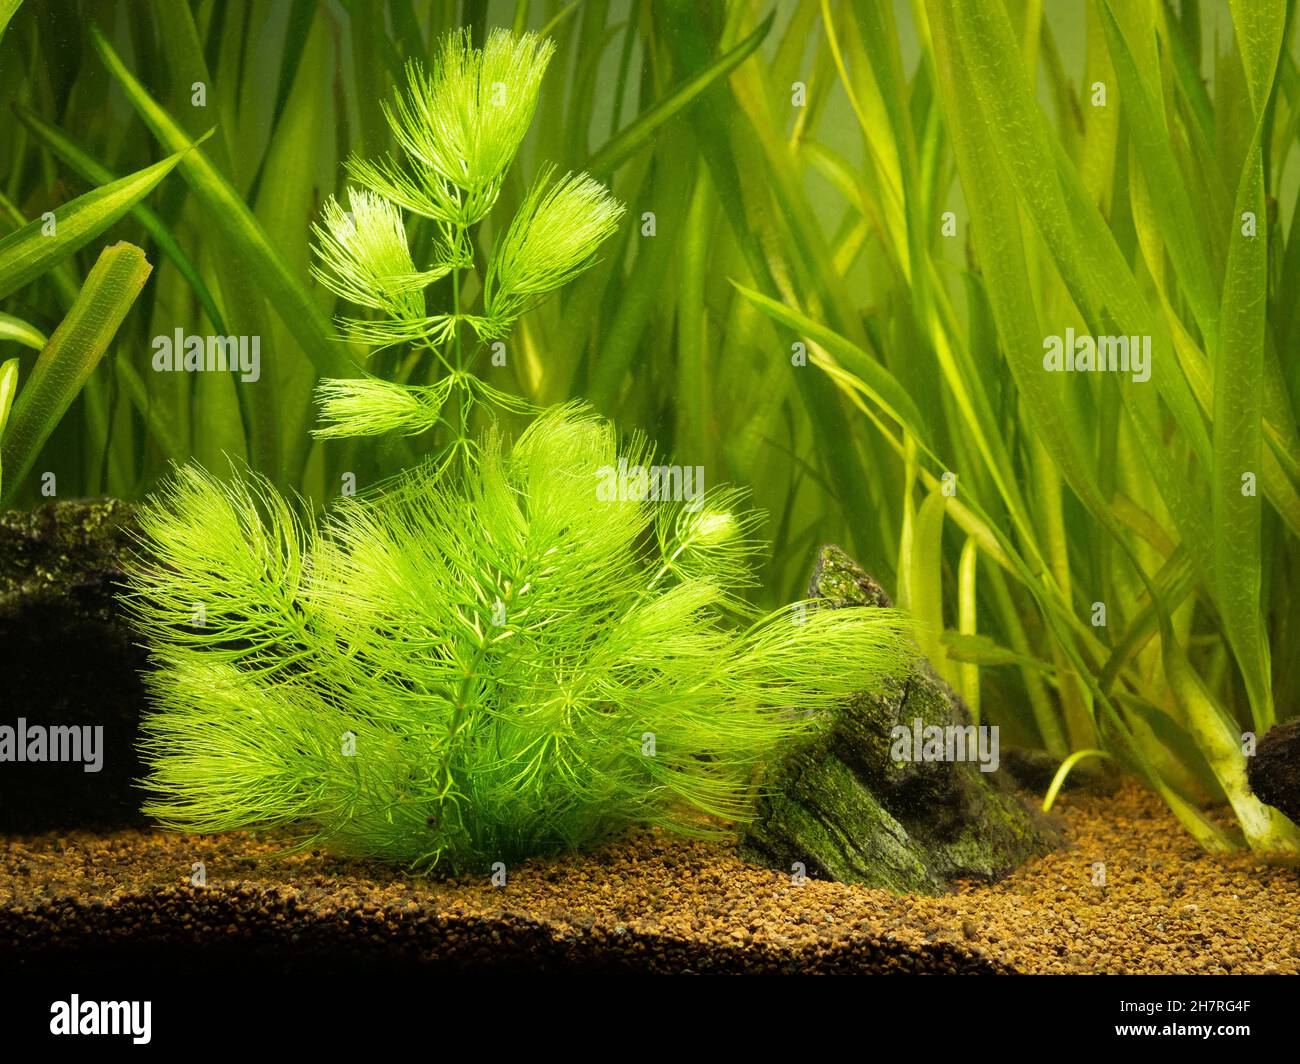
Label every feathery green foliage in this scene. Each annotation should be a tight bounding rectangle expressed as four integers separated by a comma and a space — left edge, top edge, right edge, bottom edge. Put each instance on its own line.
485, 163, 627, 324
312, 28, 625, 462
125, 405, 915, 871
310, 190, 432, 320
120, 25, 916, 872
350, 29, 555, 226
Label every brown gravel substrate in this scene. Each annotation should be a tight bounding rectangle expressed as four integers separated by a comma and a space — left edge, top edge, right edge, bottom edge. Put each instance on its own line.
1, 782, 1297, 974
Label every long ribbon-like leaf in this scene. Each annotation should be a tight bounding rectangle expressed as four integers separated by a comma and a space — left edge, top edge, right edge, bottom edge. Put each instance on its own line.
584, 11, 774, 177
0, 242, 152, 506
12, 101, 228, 334
0, 147, 186, 301
90, 26, 358, 381
0, 312, 45, 350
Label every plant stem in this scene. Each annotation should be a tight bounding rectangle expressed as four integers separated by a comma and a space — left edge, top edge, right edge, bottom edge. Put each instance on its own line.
449, 222, 469, 465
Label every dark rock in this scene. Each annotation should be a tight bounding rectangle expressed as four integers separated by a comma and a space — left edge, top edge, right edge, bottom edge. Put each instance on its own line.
1000, 747, 1064, 792
1248, 721, 1300, 824
0, 499, 149, 830
739, 545, 1058, 894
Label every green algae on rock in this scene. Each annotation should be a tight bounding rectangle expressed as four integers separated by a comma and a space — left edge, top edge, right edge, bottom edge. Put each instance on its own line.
740, 545, 1057, 894
0, 498, 135, 603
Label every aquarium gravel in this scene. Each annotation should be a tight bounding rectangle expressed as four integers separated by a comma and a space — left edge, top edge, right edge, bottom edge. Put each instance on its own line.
2, 782, 1295, 976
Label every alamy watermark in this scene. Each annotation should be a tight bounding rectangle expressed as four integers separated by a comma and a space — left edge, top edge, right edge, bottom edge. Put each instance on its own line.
50, 996, 150, 1044
0, 718, 104, 772
152, 328, 261, 383
1043, 328, 1150, 383
889, 718, 1000, 773
595, 458, 705, 512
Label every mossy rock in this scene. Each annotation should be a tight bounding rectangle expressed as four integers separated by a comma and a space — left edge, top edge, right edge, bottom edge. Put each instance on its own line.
0, 499, 148, 831
739, 545, 1058, 894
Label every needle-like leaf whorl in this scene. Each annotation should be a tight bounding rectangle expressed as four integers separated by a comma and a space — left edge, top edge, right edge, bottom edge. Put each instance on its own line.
349, 28, 555, 226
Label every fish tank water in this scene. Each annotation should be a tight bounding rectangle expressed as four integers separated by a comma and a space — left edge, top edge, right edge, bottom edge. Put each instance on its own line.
0, 0, 1297, 1047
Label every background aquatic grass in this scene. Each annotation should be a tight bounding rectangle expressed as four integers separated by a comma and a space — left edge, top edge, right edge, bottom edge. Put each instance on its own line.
0, 0, 1298, 851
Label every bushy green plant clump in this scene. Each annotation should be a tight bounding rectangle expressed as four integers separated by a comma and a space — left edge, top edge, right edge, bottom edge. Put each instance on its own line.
122, 27, 915, 871
125, 405, 915, 870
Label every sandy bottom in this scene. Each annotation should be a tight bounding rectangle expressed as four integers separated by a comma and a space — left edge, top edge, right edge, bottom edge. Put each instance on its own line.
1, 782, 1297, 974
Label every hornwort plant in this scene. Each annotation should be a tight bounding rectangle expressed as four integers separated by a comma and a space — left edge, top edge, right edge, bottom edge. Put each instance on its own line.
123, 30, 916, 872
309, 27, 624, 469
